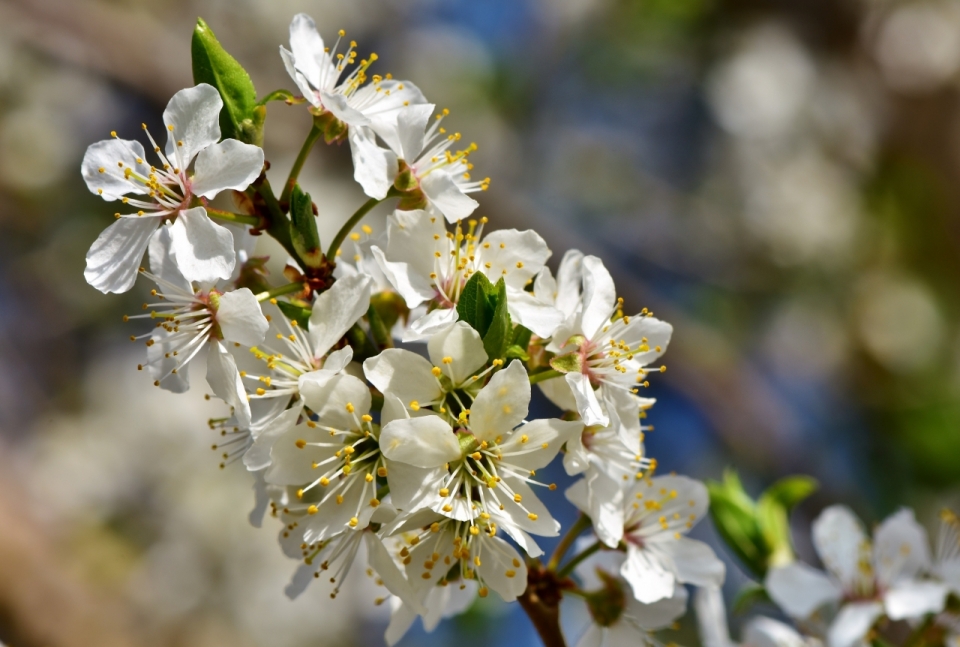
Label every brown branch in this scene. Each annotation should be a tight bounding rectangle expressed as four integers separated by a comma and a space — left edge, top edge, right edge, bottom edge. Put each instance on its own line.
518, 563, 571, 647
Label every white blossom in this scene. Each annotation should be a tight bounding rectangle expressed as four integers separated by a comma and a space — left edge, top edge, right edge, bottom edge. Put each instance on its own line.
378, 359, 583, 555
568, 542, 689, 647
281, 14, 426, 139
128, 227, 268, 427
350, 104, 488, 223
371, 209, 556, 339
765, 506, 949, 647
568, 473, 724, 603
541, 256, 671, 450
83, 84, 263, 293
694, 586, 819, 647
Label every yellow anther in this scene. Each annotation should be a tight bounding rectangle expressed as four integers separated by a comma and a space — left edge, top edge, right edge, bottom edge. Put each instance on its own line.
349, 516, 359, 527
431, 366, 442, 377
513, 494, 522, 503
307, 505, 319, 515
527, 513, 538, 521
295, 439, 307, 449
409, 400, 420, 411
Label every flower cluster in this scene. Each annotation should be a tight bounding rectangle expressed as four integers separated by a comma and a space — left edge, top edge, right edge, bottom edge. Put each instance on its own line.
81, 12, 728, 647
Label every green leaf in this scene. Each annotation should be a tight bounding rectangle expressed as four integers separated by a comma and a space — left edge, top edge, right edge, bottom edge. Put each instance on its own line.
456, 272, 496, 336
482, 278, 512, 361
276, 300, 311, 329
731, 583, 771, 614
192, 18, 258, 143
512, 324, 532, 351
707, 470, 766, 578
366, 304, 393, 350
763, 476, 819, 510
757, 476, 818, 570
504, 345, 530, 361
289, 185, 322, 268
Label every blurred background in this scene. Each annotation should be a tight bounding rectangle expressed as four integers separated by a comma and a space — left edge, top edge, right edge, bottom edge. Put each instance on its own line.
1, 0, 960, 644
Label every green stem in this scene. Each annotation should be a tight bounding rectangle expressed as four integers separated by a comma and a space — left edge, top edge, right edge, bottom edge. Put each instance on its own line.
252, 178, 301, 262
256, 282, 305, 302
529, 369, 562, 385
279, 122, 323, 206
205, 207, 260, 227
547, 514, 591, 571
326, 197, 382, 260
556, 541, 602, 580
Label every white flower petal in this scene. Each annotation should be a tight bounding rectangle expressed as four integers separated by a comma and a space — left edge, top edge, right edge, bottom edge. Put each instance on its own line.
419, 170, 479, 223
626, 584, 688, 631
84, 216, 159, 293
469, 360, 530, 443
884, 580, 948, 621
812, 505, 869, 591
765, 562, 843, 619
371, 246, 435, 308
555, 249, 585, 317
508, 291, 564, 338
358, 80, 429, 143
475, 534, 528, 601
279, 46, 318, 105
380, 416, 461, 468
538, 376, 578, 412
349, 127, 398, 200
566, 471, 625, 548
167, 208, 236, 284
146, 328, 191, 393
499, 418, 583, 471
190, 139, 264, 198
81, 138, 151, 200
365, 533, 427, 614
243, 402, 304, 471
308, 273, 374, 357
827, 602, 884, 647
620, 543, 676, 604
163, 84, 222, 165
321, 91, 370, 127
148, 225, 191, 294
383, 459, 446, 512
694, 587, 733, 647
288, 14, 340, 94
874, 508, 931, 586
426, 321, 487, 384
659, 537, 725, 588
305, 373, 371, 430
394, 103, 434, 161
742, 617, 808, 647
363, 349, 443, 407
206, 341, 252, 428
216, 288, 268, 347
383, 209, 446, 280
566, 372, 609, 427
580, 255, 617, 340
403, 307, 459, 342
323, 346, 354, 373
478, 229, 551, 291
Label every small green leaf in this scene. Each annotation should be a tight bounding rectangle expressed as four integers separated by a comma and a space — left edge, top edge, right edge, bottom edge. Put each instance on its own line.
763, 476, 819, 510
504, 345, 530, 361
366, 304, 393, 350
456, 272, 496, 336
757, 476, 818, 570
482, 278, 512, 361
731, 583, 771, 614
192, 18, 258, 143
707, 470, 766, 578
276, 300, 312, 329
512, 324, 532, 351
289, 185, 322, 268
550, 352, 583, 374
